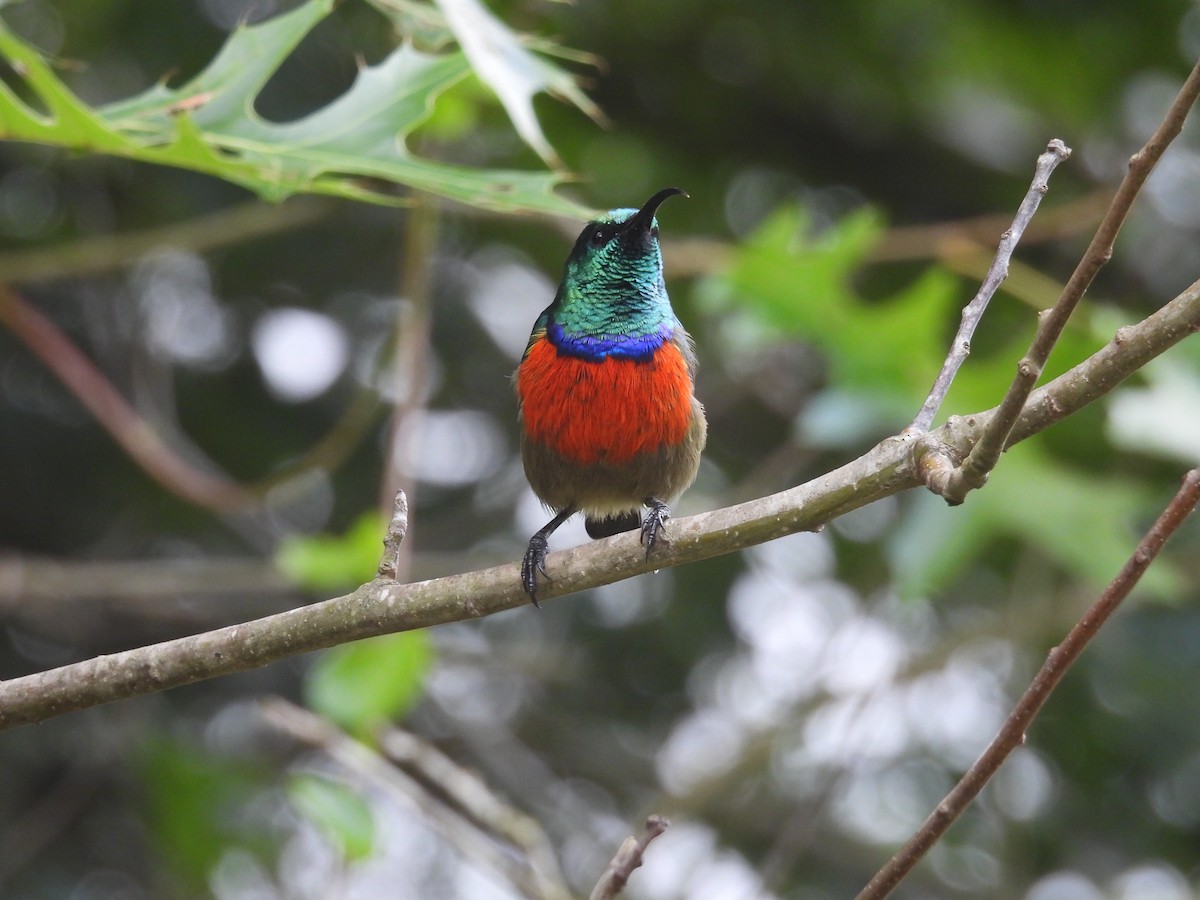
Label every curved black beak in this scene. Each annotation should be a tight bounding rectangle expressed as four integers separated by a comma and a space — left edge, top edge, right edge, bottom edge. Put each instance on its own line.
625, 187, 688, 234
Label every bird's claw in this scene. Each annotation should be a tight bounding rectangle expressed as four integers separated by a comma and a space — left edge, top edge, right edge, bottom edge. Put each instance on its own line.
521, 535, 550, 607
640, 500, 671, 559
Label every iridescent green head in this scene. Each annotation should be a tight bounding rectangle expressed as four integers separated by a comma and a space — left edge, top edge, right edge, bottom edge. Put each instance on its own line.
566, 187, 686, 278
550, 188, 688, 355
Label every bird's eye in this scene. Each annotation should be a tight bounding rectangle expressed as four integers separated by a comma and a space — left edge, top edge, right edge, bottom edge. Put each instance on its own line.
590, 226, 614, 247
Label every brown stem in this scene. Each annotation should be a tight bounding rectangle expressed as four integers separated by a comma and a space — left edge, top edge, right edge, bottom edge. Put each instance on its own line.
0, 285, 384, 512
0, 271, 1198, 730
0, 285, 254, 509
588, 816, 670, 900
261, 697, 572, 900
856, 468, 1200, 900
910, 139, 1071, 432
378, 198, 438, 579
0, 198, 333, 284
660, 190, 1111, 280
938, 58, 1200, 503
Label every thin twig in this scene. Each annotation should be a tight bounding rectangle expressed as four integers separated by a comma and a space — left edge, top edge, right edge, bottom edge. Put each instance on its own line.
0, 285, 385, 512
0, 285, 255, 509
378, 198, 438, 579
910, 139, 1071, 432
377, 490, 409, 582
1, 275, 1198, 729
377, 726, 569, 895
936, 58, 1200, 503
260, 698, 572, 900
857, 467, 1200, 900
938, 251, 1079, 319
661, 190, 1110, 279
0, 557, 293, 608
868, 190, 1110, 264
588, 815, 670, 900
921, 273, 1200, 499
0, 197, 334, 284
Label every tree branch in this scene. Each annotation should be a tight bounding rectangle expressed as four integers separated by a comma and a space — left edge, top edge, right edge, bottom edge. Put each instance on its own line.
588, 815, 670, 900
0, 197, 334, 284
261, 697, 571, 900
0, 285, 255, 510
856, 467, 1200, 900
376, 725, 567, 895
920, 272, 1200, 497
910, 139, 1071, 432
661, 190, 1111, 279
0, 285, 385, 512
1, 269, 1198, 730
934, 57, 1200, 503
378, 196, 437, 579
376, 490, 409, 582
0, 557, 294, 609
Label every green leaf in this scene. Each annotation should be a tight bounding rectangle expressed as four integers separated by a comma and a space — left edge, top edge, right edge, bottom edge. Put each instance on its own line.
889, 443, 1185, 600
305, 631, 434, 736
364, 0, 603, 165
288, 773, 376, 862
140, 739, 277, 889
713, 203, 1115, 438
276, 514, 388, 591
716, 205, 962, 429
0, 0, 591, 216
432, 0, 605, 166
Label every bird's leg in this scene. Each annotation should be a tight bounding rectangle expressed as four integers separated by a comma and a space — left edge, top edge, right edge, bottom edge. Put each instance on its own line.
522, 505, 576, 607
640, 497, 672, 558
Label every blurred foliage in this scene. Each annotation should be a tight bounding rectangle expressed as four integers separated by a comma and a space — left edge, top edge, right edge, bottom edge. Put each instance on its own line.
140, 737, 282, 892
714, 207, 1189, 601
715, 206, 960, 420
287, 773, 376, 863
281, 513, 435, 736
276, 511, 387, 591
890, 446, 1181, 601
2, 0, 1200, 898
305, 632, 433, 737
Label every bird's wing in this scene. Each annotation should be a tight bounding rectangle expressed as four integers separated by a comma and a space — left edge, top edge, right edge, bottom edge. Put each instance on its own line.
521, 306, 554, 362
671, 321, 700, 382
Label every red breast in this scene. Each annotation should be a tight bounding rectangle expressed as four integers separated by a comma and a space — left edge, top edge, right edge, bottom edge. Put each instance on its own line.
517, 335, 695, 466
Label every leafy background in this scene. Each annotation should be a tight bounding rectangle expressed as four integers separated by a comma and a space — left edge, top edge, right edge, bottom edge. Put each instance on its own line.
2, 0, 1200, 898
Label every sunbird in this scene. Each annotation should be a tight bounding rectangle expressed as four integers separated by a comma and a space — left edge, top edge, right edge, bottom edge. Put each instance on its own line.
515, 188, 707, 604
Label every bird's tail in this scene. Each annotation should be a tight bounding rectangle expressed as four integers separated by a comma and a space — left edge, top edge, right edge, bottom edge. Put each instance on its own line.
585, 511, 641, 539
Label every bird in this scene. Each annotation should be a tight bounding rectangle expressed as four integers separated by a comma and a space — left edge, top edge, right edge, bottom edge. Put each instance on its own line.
515, 187, 707, 605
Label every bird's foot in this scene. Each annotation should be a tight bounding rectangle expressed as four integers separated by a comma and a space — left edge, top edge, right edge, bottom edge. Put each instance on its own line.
521, 535, 550, 607
640, 498, 671, 559
520, 506, 577, 608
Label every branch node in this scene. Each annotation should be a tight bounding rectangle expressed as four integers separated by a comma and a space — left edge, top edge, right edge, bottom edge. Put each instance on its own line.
377, 490, 409, 582
909, 139, 1071, 433
589, 815, 670, 900
1046, 138, 1071, 158
913, 440, 965, 504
